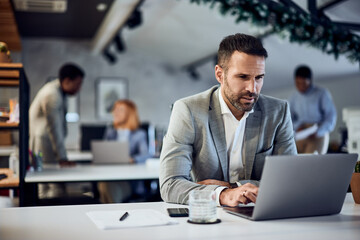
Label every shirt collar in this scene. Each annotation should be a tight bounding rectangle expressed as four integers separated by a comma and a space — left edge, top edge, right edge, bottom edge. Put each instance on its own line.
300, 84, 314, 95
56, 78, 67, 98
218, 87, 254, 120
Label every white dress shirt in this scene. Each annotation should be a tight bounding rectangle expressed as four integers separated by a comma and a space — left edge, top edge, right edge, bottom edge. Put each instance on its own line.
117, 129, 130, 142
215, 88, 253, 205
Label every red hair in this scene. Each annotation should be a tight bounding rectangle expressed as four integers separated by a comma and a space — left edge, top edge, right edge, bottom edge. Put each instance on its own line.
112, 99, 140, 131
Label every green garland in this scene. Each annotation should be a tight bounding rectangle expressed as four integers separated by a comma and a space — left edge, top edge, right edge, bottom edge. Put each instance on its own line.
190, 0, 360, 63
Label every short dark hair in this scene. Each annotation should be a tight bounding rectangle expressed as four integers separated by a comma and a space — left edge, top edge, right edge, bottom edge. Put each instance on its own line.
295, 65, 312, 80
217, 33, 268, 71
59, 63, 85, 82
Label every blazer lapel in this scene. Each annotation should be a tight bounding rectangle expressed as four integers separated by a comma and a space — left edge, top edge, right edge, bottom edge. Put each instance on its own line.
208, 89, 228, 181
243, 106, 261, 179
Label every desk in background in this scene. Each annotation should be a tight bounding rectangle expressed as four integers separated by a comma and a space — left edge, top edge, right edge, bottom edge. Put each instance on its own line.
25, 163, 159, 183
23, 162, 160, 206
0, 193, 359, 240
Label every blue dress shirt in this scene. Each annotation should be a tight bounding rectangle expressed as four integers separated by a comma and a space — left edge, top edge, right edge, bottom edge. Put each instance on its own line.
289, 85, 337, 137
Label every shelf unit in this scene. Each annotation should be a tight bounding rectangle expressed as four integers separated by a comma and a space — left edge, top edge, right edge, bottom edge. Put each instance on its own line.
0, 122, 19, 128
0, 63, 29, 206
0, 168, 19, 188
0, 145, 16, 157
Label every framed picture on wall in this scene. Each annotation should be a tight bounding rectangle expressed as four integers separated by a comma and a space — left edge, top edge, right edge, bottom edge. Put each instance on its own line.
96, 77, 128, 120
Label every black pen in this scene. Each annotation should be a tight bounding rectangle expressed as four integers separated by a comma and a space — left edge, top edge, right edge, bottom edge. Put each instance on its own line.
119, 212, 129, 221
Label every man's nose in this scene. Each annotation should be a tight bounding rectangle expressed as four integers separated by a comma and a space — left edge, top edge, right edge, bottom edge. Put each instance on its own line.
245, 79, 256, 93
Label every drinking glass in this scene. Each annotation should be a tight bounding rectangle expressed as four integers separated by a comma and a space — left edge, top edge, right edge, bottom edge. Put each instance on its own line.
189, 190, 218, 223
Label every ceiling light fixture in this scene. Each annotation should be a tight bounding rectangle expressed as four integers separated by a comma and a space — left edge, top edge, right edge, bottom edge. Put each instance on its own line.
126, 8, 142, 29
187, 68, 200, 81
13, 0, 68, 13
182, 53, 217, 81
96, 3, 108, 12
114, 34, 126, 52
103, 48, 117, 64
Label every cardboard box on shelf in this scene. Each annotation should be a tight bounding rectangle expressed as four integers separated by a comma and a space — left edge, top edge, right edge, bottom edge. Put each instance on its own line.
0, 131, 12, 146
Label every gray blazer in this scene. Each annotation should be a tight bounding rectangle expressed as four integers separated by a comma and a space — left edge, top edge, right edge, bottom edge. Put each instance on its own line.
29, 79, 68, 163
159, 86, 297, 204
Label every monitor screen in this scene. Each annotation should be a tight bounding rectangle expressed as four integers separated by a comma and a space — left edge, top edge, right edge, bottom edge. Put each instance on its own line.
80, 125, 106, 151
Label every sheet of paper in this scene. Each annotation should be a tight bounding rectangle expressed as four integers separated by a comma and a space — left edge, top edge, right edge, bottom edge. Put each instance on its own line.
295, 124, 318, 141
86, 209, 178, 230
67, 151, 93, 161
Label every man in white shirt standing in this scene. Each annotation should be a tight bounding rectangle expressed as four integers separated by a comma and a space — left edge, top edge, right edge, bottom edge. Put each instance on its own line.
29, 63, 84, 198
160, 33, 297, 207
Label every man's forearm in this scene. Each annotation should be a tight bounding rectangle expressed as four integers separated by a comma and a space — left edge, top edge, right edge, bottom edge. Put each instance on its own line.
160, 177, 219, 204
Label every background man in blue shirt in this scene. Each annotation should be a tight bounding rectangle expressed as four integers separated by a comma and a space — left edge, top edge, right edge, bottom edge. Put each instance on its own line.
289, 65, 337, 154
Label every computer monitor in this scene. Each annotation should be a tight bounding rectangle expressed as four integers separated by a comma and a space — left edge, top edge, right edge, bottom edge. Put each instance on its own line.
80, 125, 106, 151
80, 123, 156, 155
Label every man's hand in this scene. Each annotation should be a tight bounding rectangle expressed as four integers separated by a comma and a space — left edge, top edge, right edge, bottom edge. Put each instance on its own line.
59, 159, 76, 167
296, 123, 315, 132
197, 179, 231, 188
219, 183, 258, 207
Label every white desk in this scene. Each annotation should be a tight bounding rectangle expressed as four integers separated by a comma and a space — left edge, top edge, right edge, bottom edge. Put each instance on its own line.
0, 193, 359, 240
23, 163, 159, 206
25, 163, 159, 183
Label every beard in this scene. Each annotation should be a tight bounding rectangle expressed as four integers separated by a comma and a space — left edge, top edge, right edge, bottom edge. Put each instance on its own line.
223, 77, 259, 112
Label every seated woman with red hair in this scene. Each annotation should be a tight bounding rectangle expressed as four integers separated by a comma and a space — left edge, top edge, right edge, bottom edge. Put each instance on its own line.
98, 99, 150, 203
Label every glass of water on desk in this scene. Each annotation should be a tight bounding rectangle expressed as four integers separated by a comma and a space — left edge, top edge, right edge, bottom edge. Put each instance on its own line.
188, 190, 220, 224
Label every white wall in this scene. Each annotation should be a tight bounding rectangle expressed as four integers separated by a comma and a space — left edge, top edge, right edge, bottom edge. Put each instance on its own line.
20, 38, 360, 149
262, 72, 360, 144
21, 39, 215, 149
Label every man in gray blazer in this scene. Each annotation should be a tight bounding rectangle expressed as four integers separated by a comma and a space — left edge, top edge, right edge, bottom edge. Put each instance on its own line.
160, 33, 297, 207
29, 63, 84, 198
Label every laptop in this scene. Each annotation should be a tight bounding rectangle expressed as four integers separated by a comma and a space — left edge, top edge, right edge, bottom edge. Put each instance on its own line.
90, 140, 131, 164
223, 153, 358, 221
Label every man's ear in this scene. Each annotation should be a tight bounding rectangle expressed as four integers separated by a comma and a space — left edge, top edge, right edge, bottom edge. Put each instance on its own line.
215, 65, 223, 84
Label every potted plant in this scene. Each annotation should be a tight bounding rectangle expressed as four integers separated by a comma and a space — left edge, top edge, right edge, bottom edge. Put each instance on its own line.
350, 161, 360, 204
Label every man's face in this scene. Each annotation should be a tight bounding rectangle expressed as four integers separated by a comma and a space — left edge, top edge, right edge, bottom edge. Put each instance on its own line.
295, 76, 311, 94
215, 51, 265, 117
62, 76, 83, 95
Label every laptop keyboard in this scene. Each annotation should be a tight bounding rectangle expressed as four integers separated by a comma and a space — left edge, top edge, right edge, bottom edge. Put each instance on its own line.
224, 206, 254, 218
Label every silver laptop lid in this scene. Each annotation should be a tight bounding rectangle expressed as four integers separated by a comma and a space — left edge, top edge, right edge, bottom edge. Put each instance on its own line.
224, 153, 358, 221
253, 153, 357, 220
91, 140, 130, 164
